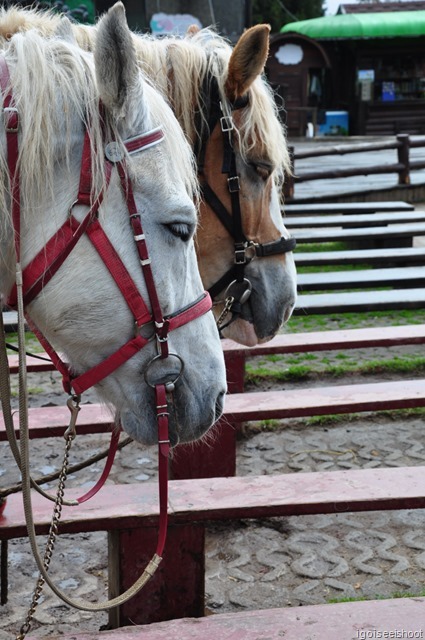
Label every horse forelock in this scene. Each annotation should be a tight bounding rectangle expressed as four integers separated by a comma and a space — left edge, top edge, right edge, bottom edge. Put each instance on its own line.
0, 31, 109, 222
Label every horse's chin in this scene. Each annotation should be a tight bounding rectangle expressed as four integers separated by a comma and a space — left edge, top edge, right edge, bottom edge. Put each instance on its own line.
221, 318, 260, 346
119, 389, 225, 446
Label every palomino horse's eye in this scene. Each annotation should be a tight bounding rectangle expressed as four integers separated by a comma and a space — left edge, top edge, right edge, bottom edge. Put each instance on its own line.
166, 223, 193, 242
249, 161, 273, 181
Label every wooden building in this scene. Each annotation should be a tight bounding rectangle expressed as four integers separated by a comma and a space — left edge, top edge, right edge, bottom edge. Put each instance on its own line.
267, 2, 425, 137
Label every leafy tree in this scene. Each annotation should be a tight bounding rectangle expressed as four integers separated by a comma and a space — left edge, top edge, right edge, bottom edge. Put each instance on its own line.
252, 0, 324, 32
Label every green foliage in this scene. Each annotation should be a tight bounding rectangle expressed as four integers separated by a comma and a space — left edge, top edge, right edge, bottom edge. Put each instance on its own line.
251, 0, 324, 32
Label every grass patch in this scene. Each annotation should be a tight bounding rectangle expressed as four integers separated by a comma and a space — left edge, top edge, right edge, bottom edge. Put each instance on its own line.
305, 406, 425, 427
327, 588, 425, 604
247, 364, 312, 383
6, 331, 43, 353
287, 308, 425, 333
295, 241, 349, 253
246, 354, 425, 383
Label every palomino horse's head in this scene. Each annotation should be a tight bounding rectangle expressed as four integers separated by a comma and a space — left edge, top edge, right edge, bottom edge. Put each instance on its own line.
0, 5, 297, 347
159, 25, 297, 346
0, 4, 226, 446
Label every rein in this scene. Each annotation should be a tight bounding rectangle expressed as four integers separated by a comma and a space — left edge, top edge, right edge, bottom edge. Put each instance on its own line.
196, 77, 296, 331
0, 53, 211, 629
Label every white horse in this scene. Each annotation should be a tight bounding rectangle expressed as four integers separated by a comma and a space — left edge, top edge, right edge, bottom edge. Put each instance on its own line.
0, 4, 297, 347
0, 4, 226, 446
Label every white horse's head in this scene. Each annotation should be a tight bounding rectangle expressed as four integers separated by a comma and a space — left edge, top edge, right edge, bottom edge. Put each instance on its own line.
0, 7, 297, 348
0, 3, 226, 446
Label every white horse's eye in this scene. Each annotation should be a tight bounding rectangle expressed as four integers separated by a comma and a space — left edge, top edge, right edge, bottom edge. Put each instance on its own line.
166, 223, 193, 242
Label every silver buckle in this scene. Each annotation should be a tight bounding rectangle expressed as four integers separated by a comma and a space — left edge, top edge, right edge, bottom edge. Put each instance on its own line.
220, 115, 234, 132
3, 107, 19, 133
228, 176, 240, 192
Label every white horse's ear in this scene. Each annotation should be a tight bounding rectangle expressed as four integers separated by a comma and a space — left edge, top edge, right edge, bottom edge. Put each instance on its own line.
95, 1, 139, 120
55, 17, 77, 44
225, 24, 270, 101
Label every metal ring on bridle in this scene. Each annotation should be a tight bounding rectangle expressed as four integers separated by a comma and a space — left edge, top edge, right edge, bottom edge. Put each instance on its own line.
144, 353, 184, 390
224, 277, 252, 305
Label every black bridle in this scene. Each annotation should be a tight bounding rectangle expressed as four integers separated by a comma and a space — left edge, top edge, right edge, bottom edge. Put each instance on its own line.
195, 77, 296, 331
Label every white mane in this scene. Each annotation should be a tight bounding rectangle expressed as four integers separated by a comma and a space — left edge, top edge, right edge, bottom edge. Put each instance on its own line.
0, 28, 199, 235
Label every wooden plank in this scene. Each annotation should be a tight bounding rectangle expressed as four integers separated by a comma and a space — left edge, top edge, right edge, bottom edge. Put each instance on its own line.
296, 288, 425, 313
284, 210, 425, 228
294, 221, 425, 243
2, 466, 425, 539
283, 201, 414, 214
8, 324, 425, 375
3, 378, 425, 441
26, 597, 425, 640
297, 266, 425, 291
222, 324, 425, 357
294, 246, 425, 266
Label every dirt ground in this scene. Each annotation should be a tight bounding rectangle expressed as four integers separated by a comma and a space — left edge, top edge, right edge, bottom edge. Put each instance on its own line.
1, 330, 425, 638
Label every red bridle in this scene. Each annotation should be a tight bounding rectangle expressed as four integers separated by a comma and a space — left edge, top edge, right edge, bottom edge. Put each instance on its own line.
1, 55, 211, 559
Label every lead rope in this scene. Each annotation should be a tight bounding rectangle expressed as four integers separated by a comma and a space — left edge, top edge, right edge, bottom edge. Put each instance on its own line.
15, 384, 170, 639
12, 267, 169, 637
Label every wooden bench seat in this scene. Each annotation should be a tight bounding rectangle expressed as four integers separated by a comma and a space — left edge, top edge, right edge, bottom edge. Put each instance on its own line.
284, 209, 425, 228
3, 378, 425, 442
9, 324, 425, 375
297, 265, 425, 290
294, 246, 425, 267
3, 466, 425, 626
295, 288, 425, 314
25, 597, 425, 640
294, 221, 425, 244
283, 200, 415, 214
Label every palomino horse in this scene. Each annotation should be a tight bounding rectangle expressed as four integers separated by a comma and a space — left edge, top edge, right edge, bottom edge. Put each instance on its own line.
0, 4, 226, 447
0, 5, 297, 347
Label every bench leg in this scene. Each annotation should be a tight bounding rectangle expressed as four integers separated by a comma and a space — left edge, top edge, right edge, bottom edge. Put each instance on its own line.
1, 540, 7, 605
169, 421, 237, 479
108, 523, 205, 626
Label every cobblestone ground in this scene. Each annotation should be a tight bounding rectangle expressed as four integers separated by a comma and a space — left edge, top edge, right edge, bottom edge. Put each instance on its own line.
1, 337, 425, 637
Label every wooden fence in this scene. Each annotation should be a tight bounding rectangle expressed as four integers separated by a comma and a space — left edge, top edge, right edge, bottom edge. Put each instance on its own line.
284, 133, 425, 200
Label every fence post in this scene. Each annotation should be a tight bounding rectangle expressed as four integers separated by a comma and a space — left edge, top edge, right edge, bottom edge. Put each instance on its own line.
397, 133, 410, 185
283, 145, 295, 200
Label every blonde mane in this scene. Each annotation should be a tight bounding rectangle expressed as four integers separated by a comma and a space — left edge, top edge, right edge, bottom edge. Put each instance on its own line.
131, 28, 291, 177
0, 7, 290, 179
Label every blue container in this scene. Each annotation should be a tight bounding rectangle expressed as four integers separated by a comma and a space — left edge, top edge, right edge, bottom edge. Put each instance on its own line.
317, 111, 349, 136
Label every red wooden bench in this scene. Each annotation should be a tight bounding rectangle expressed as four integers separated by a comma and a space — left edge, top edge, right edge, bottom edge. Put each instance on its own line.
25, 597, 425, 640
3, 466, 425, 627
6, 324, 425, 478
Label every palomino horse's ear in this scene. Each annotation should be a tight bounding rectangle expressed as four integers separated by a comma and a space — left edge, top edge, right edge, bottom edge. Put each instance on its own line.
55, 17, 77, 44
186, 24, 200, 37
225, 24, 271, 101
95, 1, 139, 120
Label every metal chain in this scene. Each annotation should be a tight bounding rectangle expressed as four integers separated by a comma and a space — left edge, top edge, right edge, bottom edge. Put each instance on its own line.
16, 433, 74, 640
216, 295, 234, 329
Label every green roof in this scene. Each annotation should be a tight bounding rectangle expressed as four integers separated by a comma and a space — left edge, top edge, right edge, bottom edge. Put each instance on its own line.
280, 11, 425, 39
